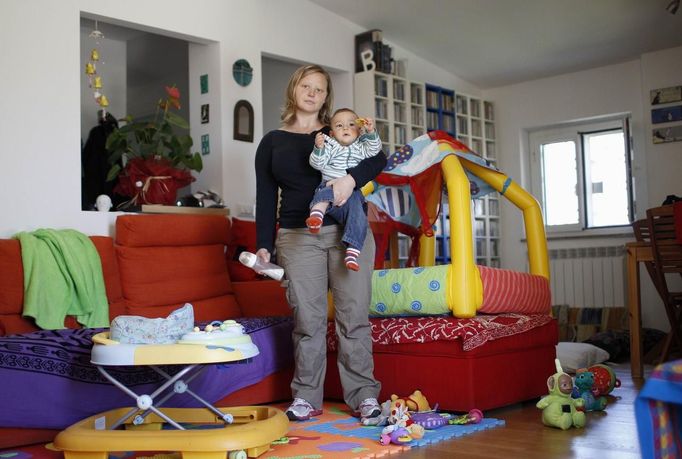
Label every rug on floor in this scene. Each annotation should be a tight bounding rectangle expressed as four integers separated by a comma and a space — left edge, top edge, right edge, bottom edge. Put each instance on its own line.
0, 402, 504, 458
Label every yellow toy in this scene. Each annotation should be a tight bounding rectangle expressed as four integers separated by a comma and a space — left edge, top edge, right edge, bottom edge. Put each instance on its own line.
391, 390, 431, 412
54, 329, 288, 458
359, 132, 550, 319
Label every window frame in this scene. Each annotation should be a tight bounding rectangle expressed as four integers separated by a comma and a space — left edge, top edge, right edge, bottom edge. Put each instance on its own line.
529, 116, 634, 235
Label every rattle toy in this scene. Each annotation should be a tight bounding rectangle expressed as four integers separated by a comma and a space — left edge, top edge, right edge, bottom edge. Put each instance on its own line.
448, 408, 483, 425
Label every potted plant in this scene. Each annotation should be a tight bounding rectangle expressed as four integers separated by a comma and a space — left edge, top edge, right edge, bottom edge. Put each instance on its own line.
105, 85, 203, 207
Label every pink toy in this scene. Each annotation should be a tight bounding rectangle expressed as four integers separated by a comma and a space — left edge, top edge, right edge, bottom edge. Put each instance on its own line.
448, 409, 483, 425
379, 427, 413, 446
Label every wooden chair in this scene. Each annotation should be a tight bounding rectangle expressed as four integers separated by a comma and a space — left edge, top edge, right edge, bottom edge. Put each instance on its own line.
646, 205, 682, 363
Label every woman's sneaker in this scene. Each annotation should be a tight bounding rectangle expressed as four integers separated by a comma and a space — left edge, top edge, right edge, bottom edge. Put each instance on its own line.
357, 397, 382, 420
285, 398, 322, 421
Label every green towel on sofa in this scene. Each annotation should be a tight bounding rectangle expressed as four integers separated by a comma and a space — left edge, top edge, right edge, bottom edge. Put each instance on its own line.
15, 229, 109, 329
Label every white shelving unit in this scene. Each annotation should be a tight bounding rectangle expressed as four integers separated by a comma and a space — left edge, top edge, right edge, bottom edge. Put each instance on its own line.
455, 94, 500, 268
354, 71, 426, 155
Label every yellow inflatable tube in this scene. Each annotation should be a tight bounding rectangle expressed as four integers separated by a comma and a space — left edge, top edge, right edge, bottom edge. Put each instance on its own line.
459, 158, 549, 280
440, 154, 483, 317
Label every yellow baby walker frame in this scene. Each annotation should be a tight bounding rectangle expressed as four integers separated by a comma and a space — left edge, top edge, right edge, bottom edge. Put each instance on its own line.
54, 331, 288, 459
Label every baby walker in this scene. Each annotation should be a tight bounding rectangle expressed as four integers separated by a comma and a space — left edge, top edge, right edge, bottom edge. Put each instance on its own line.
54, 321, 288, 459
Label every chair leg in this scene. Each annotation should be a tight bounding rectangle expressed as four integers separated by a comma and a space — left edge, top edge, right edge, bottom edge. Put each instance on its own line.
660, 306, 682, 364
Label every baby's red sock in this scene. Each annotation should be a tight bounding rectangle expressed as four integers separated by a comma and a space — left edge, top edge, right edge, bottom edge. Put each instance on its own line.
345, 248, 361, 271
305, 209, 324, 233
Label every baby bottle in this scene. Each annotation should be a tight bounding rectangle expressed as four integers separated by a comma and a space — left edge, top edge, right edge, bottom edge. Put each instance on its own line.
239, 251, 284, 281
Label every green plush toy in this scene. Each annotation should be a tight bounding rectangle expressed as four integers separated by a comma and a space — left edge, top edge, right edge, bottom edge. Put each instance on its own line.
536, 359, 586, 430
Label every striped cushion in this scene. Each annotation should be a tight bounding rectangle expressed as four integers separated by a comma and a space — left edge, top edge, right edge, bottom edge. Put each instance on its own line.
478, 266, 551, 314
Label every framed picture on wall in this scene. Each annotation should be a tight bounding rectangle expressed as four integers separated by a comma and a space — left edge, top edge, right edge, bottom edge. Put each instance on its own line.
201, 104, 209, 124
233, 100, 254, 142
653, 125, 682, 144
650, 85, 682, 105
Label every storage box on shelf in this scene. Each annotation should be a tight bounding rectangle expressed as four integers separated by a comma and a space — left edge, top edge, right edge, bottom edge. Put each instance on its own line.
354, 71, 426, 155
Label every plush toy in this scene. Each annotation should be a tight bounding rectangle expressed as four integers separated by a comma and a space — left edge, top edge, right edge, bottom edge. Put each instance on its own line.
572, 369, 607, 411
536, 359, 586, 430
379, 426, 413, 446
387, 398, 412, 428
362, 396, 414, 428
391, 390, 432, 412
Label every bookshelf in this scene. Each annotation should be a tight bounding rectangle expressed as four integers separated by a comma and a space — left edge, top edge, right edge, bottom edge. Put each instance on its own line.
454, 94, 499, 267
425, 84, 455, 137
354, 71, 426, 155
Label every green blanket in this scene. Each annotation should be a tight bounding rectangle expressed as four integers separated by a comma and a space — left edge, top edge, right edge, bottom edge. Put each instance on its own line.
15, 229, 109, 329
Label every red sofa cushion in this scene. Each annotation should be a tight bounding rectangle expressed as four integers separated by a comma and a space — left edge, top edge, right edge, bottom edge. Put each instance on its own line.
115, 215, 241, 322
116, 214, 231, 247
0, 240, 24, 318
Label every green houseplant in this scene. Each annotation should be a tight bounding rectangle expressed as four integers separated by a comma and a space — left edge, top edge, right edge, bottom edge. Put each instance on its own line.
105, 85, 203, 206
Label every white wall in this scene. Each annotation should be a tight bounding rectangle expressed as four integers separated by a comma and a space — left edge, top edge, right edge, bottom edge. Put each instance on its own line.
484, 46, 682, 331
0, 0, 475, 238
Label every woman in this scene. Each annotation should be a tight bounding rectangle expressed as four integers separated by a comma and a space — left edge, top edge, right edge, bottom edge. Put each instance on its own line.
255, 64, 385, 422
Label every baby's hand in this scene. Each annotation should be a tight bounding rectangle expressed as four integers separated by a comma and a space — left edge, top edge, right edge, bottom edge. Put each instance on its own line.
315, 132, 325, 148
363, 117, 375, 133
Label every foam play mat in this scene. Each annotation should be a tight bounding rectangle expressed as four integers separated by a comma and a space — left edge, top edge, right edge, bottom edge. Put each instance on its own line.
0, 402, 505, 458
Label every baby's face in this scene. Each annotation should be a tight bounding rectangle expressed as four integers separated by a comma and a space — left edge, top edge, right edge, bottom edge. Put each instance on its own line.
330, 111, 360, 146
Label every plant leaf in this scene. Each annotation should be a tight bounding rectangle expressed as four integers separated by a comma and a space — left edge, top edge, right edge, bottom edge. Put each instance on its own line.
106, 164, 121, 182
166, 111, 189, 129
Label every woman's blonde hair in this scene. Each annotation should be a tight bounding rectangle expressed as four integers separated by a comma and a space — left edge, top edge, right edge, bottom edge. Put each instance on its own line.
281, 64, 333, 127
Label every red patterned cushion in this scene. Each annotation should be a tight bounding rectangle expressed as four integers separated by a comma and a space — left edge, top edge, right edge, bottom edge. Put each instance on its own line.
327, 313, 553, 352
477, 266, 551, 314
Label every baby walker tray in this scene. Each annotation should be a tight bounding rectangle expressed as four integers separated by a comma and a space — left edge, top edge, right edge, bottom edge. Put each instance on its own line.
54, 327, 288, 459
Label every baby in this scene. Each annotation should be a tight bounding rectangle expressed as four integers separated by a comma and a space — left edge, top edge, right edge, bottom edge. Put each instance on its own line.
307, 108, 383, 270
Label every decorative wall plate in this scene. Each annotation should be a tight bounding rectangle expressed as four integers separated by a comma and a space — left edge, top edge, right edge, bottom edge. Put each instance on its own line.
233, 59, 253, 87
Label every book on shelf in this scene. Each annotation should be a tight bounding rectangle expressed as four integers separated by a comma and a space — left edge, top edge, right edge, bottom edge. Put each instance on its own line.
354, 29, 383, 72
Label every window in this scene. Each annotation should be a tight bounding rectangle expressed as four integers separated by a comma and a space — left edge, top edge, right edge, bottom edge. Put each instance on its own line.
529, 117, 633, 232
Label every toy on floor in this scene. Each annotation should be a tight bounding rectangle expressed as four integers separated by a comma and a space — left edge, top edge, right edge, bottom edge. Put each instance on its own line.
572, 369, 608, 411
379, 426, 413, 446
448, 408, 484, 425
536, 359, 586, 430
362, 395, 413, 427
392, 390, 432, 412
587, 363, 621, 397
410, 410, 450, 429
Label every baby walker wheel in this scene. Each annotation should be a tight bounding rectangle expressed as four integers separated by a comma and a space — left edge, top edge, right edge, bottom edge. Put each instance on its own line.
228, 450, 247, 459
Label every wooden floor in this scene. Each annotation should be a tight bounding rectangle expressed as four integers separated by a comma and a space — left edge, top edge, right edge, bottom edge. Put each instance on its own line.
396, 363, 645, 459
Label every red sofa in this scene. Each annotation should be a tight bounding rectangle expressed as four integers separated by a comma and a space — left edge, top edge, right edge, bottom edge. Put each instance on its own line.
0, 214, 557, 449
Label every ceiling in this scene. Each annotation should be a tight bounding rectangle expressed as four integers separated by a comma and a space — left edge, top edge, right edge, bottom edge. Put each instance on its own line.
309, 0, 682, 89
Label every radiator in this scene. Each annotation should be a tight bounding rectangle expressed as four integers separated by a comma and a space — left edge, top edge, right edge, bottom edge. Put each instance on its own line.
548, 246, 626, 308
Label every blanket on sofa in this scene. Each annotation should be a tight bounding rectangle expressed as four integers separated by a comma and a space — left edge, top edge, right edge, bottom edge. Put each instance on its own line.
0, 316, 293, 429
14, 229, 109, 329
327, 313, 553, 351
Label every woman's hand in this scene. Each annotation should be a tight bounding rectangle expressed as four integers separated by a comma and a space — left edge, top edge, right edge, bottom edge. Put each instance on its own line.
326, 174, 356, 206
255, 248, 271, 264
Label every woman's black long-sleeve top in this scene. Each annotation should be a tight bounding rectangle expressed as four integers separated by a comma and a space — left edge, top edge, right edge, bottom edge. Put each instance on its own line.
255, 128, 387, 254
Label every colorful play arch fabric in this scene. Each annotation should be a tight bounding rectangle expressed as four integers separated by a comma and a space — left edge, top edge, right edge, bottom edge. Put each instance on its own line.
366, 130, 498, 239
